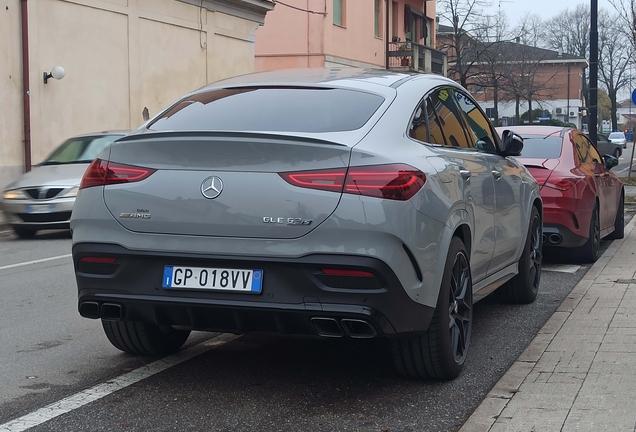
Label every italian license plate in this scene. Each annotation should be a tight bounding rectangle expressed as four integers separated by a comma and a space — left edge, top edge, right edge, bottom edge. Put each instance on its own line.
162, 266, 263, 293
26, 204, 54, 214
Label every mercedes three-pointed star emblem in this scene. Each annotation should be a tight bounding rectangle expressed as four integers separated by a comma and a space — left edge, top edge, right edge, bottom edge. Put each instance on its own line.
200, 176, 224, 199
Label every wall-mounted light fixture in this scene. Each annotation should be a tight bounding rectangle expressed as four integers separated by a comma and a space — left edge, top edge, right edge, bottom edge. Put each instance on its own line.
43, 66, 65, 84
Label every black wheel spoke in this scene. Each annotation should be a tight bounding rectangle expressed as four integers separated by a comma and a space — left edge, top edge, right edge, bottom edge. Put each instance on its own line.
447, 252, 472, 361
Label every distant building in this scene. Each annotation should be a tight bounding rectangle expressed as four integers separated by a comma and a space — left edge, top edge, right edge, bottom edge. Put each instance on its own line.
437, 25, 587, 129
255, 0, 445, 75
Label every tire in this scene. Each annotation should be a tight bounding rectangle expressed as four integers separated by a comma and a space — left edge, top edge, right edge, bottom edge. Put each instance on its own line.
102, 320, 190, 356
391, 236, 472, 380
496, 206, 542, 304
573, 202, 601, 263
614, 148, 622, 159
606, 191, 625, 240
13, 227, 36, 239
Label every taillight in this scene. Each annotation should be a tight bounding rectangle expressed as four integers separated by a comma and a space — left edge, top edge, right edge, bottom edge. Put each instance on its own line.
544, 177, 582, 191
280, 164, 426, 201
279, 168, 346, 193
80, 159, 109, 189
80, 159, 156, 189
344, 164, 426, 200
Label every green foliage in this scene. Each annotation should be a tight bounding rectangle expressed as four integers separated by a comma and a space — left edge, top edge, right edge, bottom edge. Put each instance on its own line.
543, 118, 577, 128
520, 108, 547, 121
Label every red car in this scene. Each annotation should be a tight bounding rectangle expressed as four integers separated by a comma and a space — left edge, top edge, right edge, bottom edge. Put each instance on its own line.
496, 126, 624, 262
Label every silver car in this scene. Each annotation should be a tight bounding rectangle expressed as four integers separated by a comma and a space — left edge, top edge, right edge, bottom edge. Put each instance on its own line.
608, 131, 627, 149
71, 69, 542, 380
1, 132, 126, 238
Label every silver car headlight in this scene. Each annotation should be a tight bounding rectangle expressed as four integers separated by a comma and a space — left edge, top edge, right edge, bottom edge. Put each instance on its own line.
2, 189, 29, 200
59, 186, 79, 198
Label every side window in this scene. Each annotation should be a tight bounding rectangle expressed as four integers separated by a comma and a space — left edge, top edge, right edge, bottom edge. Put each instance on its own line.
573, 133, 590, 164
454, 91, 498, 153
408, 97, 446, 145
582, 136, 601, 163
428, 88, 472, 148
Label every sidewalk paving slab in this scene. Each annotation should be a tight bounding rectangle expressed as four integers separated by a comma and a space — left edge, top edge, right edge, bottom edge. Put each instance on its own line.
460, 215, 636, 432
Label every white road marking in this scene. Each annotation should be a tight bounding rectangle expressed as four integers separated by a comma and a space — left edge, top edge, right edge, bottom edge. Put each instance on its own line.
542, 263, 581, 273
0, 333, 240, 432
0, 254, 72, 271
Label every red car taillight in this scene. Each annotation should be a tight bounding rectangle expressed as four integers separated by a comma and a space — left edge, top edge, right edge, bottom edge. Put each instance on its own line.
280, 164, 426, 201
544, 177, 583, 191
80, 159, 156, 189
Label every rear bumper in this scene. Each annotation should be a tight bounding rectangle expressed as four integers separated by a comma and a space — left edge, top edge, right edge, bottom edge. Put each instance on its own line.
541, 196, 592, 248
542, 224, 587, 248
74, 243, 435, 337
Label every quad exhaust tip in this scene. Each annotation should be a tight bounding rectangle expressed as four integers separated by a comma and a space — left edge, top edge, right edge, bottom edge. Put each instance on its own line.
78, 301, 123, 320
310, 317, 377, 338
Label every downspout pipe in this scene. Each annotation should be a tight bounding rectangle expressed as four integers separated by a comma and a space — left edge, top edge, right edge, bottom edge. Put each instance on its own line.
21, 0, 32, 172
385, 0, 390, 69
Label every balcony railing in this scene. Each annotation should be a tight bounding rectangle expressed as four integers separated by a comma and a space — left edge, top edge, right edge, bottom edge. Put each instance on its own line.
388, 41, 447, 76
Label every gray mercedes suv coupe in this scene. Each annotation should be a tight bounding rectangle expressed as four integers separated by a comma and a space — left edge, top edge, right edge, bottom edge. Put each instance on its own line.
71, 68, 542, 380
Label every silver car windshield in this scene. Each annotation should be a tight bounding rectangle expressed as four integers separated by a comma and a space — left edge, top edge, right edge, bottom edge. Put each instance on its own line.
148, 86, 386, 133
42, 135, 120, 165
609, 132, 625, 139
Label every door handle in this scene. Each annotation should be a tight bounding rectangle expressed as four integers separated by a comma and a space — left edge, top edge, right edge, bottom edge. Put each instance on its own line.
459, 169, 471, 181
492, 170, 502, 181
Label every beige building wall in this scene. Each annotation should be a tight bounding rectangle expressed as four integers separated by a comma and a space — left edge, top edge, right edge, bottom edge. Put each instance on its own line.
0, 0, 273, 189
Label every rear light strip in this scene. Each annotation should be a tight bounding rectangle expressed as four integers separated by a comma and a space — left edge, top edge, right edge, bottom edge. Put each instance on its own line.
80, 159, 156, 189
280, 164, 426, 201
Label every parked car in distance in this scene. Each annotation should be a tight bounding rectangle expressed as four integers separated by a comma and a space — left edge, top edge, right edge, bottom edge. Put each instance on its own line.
608, 131, 627, 149
72, 68, 542, 381
0, 132, 127, 238
496, 126, 624, 263
597, 133, 623, 158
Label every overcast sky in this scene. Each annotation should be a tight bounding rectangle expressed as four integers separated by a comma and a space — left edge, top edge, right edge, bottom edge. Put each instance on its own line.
483, 0, 616, 26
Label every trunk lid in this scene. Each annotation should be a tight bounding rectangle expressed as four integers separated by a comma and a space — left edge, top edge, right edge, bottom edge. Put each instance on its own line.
516, 158, 560, 189
103, 133, 351, 239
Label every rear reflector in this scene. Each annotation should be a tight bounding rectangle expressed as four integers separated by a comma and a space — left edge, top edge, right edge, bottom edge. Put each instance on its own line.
80, 159, 156, 189
280, 164, 425, 201
321, 268, 375, 277
79, 257, 117, 263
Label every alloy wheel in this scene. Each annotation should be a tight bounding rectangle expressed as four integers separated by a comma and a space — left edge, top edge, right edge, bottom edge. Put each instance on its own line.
448, 251, 472, 364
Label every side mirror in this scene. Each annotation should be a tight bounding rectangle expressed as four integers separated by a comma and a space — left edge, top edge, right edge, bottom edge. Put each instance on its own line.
500, 130, 524, 157
603, 154, 619, 170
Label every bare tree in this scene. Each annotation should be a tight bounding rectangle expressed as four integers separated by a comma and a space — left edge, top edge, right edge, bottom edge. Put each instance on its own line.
513, 12, 544, 48
598, 10, 630, 130
436, 0, 495, 87
469, 12, 512, 124
543, 4, 591, 105
543, 4, 590, 58
498, 43, 560, 124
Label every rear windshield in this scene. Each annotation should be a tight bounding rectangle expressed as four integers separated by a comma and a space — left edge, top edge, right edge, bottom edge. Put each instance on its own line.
609, 132, 625, 139
42, 135, 122, 165
148, 87, 386, 133
516, 135, 563, 159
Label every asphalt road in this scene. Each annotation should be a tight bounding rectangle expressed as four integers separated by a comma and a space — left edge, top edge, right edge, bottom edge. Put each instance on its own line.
0, 225, 624, 432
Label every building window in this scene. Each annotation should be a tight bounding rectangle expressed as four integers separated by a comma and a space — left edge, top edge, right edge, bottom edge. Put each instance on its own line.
334, 0, 345, 26
374, 0, 383, 38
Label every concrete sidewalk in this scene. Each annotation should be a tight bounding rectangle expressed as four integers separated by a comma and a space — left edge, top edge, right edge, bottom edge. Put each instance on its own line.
460, 217, 636, 431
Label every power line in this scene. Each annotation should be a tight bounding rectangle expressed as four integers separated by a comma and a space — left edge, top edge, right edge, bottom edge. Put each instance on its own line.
271, 0, 327, 15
